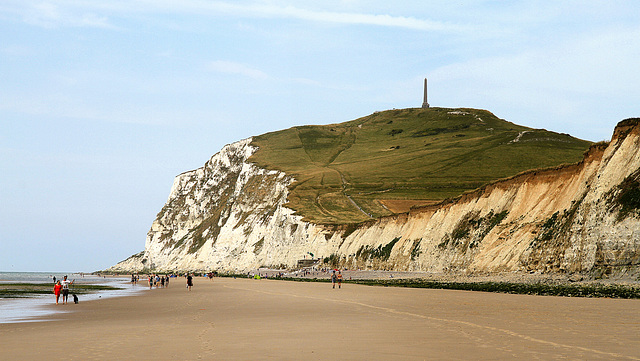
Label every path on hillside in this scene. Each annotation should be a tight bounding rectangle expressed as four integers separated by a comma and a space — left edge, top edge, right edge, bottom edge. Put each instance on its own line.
337, 170, 373, 219
326, 129, 374, 220
296, 126, 374, 221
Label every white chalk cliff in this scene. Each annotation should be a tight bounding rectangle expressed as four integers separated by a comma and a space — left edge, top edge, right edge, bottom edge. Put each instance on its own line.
109, 119, 640, 278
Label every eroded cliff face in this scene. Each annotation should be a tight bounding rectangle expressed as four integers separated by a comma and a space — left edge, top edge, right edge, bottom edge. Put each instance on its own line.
109, 138, 337, 273
109, 120, 640, 278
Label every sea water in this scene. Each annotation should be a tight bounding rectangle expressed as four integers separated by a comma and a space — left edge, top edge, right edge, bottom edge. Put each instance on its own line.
0, 272, 147, 323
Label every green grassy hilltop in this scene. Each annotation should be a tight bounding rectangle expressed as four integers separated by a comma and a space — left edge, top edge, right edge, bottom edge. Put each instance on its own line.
249, 107, 592, 224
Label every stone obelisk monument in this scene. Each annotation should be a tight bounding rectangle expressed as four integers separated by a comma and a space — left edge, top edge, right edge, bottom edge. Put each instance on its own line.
421, 78, 430, 108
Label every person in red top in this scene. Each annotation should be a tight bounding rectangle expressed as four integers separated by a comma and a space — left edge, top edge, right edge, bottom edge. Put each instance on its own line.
53, 280, 62, 304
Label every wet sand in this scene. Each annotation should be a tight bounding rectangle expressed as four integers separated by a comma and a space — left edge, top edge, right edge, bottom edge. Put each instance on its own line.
1, 277, 639, 360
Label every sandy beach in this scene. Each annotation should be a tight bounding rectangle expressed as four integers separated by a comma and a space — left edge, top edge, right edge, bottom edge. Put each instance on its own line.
2, 277, 639, 360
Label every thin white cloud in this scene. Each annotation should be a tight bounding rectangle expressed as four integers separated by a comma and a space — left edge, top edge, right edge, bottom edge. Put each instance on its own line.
121, 0, 459, 31
10, 0, 115, 30
208, 61, 269, 80
11, 1, 117, 29
246, 4, 458, 31
7, 0, 460, 32
76, 12, 112, 28
22, 2, 59, 28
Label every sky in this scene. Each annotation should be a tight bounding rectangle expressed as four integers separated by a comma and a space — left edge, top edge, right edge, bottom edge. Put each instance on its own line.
1, 1, 639, 272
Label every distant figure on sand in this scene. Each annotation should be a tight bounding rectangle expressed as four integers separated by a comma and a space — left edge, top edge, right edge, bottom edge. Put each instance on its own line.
331, 271, 337, 289
187, 274, 193, 291
53, 280, 62, 304
61, 275, 74, 304
337, 271, 343, 289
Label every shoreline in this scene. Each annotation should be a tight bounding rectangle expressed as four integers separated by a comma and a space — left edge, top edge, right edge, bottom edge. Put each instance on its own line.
0, 274, 144, 323
1, 276, 639, 360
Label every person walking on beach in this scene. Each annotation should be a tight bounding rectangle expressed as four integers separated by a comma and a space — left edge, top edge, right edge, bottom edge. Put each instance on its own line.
53, 280, 62, 304
337, 271, 343, 289
61, 275, 74, 304
186, 273, 193, 291
331, 270, 337, 289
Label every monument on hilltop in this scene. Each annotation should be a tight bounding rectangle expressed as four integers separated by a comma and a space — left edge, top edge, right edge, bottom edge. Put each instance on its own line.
421, 78, 430, 108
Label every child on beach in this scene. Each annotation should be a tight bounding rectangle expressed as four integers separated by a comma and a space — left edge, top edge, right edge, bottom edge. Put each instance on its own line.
53, 280, 62, 304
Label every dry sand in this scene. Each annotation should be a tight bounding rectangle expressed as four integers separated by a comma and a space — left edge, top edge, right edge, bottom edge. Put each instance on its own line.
1, 277, 639, 360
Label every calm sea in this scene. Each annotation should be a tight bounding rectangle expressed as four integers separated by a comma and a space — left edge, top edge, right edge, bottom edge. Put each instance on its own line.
0, 271, 146, 324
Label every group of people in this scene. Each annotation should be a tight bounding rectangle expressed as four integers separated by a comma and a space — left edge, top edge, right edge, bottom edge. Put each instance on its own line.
136, 273, 195, 291
51, 272, 198, 305
331, 270, 343, 289
53, 269, 343, 304
130, 274, 140, 284
52, 275, 74, 304
147, 274, 171, 289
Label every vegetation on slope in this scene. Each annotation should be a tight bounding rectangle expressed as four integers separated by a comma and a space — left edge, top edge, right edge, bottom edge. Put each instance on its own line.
249, 107, 592, 224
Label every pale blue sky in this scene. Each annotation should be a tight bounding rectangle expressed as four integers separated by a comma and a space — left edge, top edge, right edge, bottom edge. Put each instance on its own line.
1, 1, 639, 272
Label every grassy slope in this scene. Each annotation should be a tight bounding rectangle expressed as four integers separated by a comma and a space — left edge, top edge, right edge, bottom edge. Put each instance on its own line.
249, 107, 592, 224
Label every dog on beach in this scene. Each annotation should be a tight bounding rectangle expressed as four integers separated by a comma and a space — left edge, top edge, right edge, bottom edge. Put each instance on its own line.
73, 294, 78, 304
